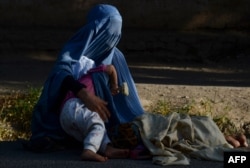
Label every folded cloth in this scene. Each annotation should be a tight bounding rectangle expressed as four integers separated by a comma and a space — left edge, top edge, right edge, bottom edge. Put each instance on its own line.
132, 112, 239, 166
129, 144, 152, 160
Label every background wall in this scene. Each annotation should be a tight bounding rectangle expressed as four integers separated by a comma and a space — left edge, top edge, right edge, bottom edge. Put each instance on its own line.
0, 0, 249, 64
1, 0, 250, 29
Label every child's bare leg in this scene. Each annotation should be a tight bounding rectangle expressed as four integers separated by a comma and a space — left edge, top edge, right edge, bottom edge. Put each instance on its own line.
81, 149, 108, 162
104, 144, 129, 159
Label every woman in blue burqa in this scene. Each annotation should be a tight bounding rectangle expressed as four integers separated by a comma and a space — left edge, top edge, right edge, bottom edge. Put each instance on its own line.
26, 4, 144, 152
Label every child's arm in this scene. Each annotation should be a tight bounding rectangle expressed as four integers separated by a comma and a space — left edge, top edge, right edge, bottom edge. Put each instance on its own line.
104, 65, 119, 95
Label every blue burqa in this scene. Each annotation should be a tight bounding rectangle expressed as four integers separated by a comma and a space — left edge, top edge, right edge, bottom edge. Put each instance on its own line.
30, 4, 144, 141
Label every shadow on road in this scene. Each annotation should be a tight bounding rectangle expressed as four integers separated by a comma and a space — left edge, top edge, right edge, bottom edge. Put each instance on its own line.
0, 51, 250, 92
129, 63, 250, 87
0, 141, 224, 168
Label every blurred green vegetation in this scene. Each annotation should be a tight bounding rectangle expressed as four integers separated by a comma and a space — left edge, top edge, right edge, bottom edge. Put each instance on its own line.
0, 87, 243, 141
0, 88, 41, 140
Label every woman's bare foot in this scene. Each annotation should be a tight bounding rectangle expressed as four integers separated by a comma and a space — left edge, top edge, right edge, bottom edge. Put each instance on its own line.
81, 149, 108, 162
104, 145, 129, 159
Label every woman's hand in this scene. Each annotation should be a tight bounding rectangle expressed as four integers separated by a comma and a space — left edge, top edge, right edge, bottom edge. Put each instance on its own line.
77, 88, 111, 121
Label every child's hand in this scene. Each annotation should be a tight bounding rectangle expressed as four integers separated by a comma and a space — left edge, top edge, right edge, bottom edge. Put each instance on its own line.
111, 85, 119, 95
105, 65, 119, 95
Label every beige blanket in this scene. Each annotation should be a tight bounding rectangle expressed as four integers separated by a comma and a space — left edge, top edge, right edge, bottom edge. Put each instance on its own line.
133, 112, 234, 166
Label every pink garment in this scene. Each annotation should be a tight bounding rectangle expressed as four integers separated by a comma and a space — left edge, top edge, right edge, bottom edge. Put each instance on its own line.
61, 65, 107, 108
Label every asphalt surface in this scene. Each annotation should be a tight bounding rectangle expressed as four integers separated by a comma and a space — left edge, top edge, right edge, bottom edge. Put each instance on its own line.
1, 51, 250, 92
0, 141, 225, 168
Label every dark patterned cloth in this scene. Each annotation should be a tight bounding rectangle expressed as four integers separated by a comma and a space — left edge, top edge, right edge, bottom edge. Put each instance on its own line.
107, 123, 141, 149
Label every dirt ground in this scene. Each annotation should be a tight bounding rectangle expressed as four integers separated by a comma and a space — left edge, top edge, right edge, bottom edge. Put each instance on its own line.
137, 84, 250, 131
131, 61, 250, 133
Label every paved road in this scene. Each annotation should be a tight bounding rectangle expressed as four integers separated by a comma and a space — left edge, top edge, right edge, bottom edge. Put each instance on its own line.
0, 141, 225, 168
1, 51, 250, 93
